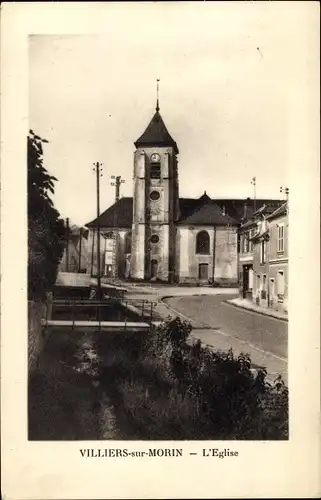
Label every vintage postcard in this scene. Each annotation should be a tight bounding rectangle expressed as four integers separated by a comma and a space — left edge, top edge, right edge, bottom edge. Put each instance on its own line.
1, 1, 320, 499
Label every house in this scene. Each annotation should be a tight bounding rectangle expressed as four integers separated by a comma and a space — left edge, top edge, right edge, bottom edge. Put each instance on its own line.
264, 201, 288, 313
239, 202, 284, 300
238, 219, 256, 300
59, 223, 89, 274
249, 201, 288, 313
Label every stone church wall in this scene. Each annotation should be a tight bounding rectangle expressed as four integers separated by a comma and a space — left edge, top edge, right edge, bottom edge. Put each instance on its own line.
214, 226, 238, 286
130, 145, 178, 282
176, 225, 238, 286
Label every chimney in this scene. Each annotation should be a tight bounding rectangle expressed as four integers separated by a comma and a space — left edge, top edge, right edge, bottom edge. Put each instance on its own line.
243, 197, 251, 222
222, 205, 226, 216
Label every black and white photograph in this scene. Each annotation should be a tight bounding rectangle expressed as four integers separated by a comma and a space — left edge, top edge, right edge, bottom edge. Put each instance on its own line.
1, 1, 320, 498
27, 16, 290, 442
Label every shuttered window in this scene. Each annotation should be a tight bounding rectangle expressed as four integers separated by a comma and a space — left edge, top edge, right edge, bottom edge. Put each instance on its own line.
277, 224, 284, 253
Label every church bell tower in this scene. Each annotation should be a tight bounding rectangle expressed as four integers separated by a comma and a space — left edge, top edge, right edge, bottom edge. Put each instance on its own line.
130, 83, 179, 282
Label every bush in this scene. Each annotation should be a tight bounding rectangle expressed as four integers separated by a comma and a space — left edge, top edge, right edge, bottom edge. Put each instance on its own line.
99, 317, 288, 440
28, 131, 65, 299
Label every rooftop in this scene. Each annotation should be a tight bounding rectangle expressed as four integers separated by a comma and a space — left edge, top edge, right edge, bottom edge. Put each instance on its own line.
176, 197, 237, 225
134, 109, 179, 154
267, 201, 288, 220
85, 195, 284, 229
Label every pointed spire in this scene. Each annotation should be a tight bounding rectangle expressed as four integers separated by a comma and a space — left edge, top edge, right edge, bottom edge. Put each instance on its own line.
156, 78, 160, 112
134, 80, 179, 154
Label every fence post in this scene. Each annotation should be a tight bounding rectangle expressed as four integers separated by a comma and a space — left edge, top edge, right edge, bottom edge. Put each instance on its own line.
150, 301, 153, 327
42, 301, 49, 339
142, 300, 145, 318
45, 300, 49, 325
72, 301, 75, 330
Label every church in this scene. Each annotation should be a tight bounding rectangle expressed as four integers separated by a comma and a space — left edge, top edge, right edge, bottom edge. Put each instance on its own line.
86, 98, 279, 285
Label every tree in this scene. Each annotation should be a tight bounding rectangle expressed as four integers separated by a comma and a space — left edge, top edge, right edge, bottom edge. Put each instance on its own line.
28, 130, 65, 300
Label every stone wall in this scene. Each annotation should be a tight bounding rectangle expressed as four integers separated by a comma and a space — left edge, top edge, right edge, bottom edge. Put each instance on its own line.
176, 225, 238, 285
214, 226, 238, 285
130, 146, 178, 282
28, 292, 53, 374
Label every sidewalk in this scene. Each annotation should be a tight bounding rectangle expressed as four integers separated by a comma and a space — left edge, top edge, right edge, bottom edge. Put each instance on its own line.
225, 297, 288, 322
123, 282, 239, 298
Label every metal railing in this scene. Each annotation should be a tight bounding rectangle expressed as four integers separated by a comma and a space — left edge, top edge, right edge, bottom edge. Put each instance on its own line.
120, 298, 159, 326
50, 296, 159, 331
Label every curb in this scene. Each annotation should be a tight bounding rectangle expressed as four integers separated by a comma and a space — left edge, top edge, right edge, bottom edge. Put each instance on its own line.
162, 303, 283, 386
160, 296, 213, 329
159, 296, 192, 323
159, 297, 287, 385
192, 337, 277, 384
224, 300, 288, 322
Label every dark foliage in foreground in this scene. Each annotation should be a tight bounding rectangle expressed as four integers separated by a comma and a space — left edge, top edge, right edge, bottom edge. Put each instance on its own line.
28, 130, 65, 300
98, 318, 288, 440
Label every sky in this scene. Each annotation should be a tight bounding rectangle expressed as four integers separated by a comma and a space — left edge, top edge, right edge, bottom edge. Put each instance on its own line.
28, 2, 297, 226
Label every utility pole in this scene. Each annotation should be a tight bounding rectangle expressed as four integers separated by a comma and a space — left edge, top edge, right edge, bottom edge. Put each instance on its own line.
90, 228, 95, 276
78, 227, 82, 273
93, 162, 103, 296
251, 177, 257, 213
111, 175, 125, 202
280, 186, 289, 202
65, 217, 70, 272
110, 175, 125, 279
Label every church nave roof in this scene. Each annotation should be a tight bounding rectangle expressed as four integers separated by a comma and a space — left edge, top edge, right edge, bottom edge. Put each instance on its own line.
86, 195, 282, 229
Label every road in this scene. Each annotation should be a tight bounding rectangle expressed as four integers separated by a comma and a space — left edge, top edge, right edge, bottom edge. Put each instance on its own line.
164, 294, 287, 358
122, 283, 287, 382
163, 294, 288, 383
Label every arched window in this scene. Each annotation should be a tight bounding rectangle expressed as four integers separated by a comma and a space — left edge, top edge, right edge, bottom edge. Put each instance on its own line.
125, 231, 132, 254
196, 231, 210, 254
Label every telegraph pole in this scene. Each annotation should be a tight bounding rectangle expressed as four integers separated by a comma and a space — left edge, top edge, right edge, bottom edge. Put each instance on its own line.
251, 177, 257, 212
280, 186, 289, 202
65, 217, 70, 272
78, 227, 82, 273
93, 162, 103, 296
110, 175, 125, 279
111, 175, 125, 202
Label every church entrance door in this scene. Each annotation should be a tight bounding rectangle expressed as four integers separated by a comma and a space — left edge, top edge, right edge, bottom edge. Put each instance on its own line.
150, 259, 158, 279
198, 263, 208, 280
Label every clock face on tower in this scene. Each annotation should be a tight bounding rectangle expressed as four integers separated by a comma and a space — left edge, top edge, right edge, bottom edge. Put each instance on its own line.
150, 153, 160, 163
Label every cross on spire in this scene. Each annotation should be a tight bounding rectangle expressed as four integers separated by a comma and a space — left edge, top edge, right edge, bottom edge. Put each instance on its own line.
156, 78, 160, 112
